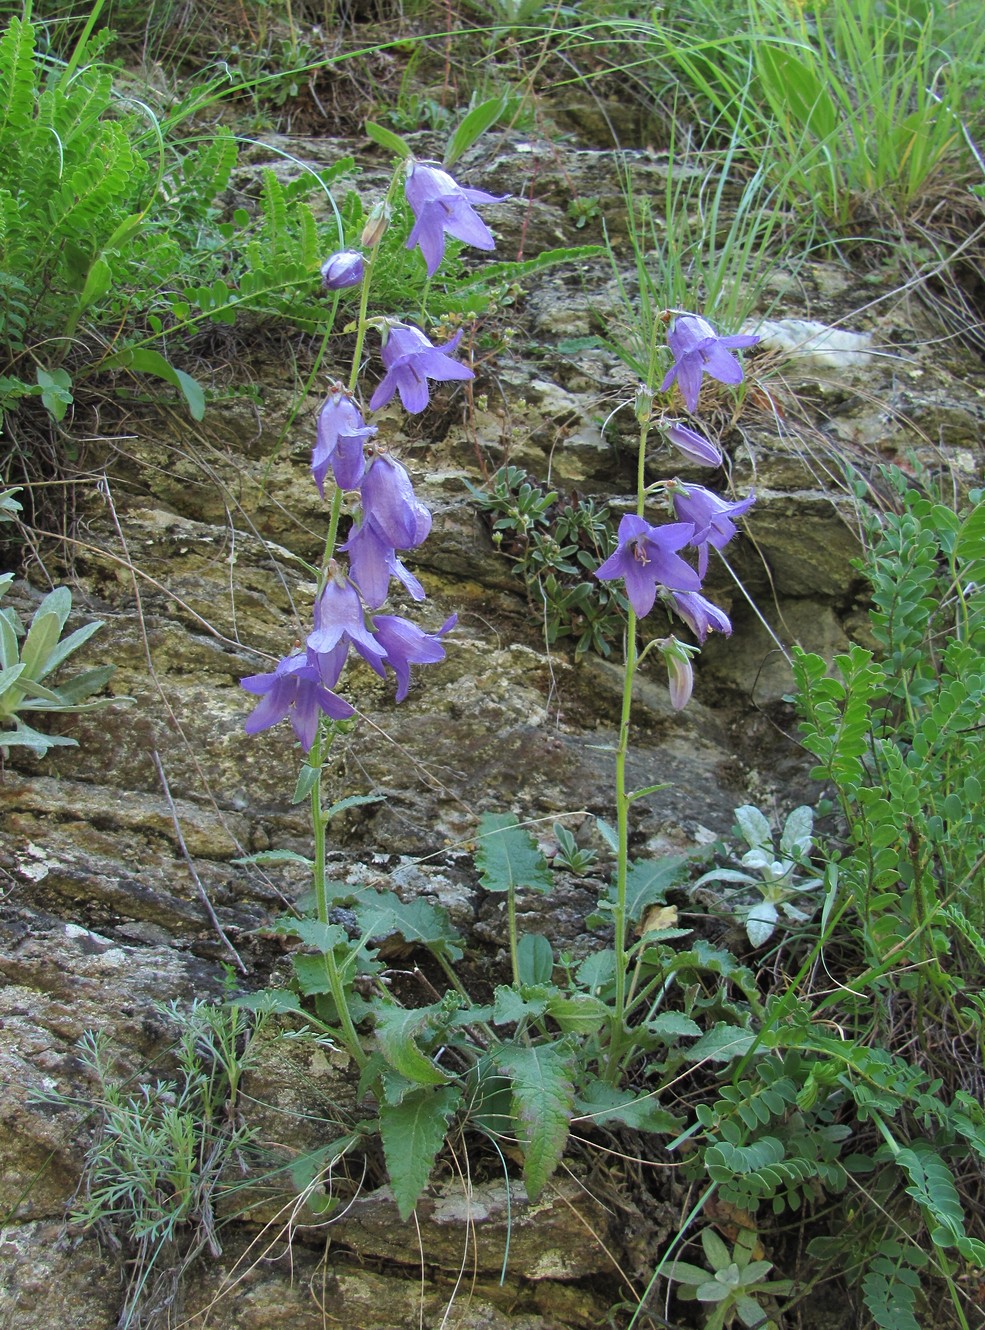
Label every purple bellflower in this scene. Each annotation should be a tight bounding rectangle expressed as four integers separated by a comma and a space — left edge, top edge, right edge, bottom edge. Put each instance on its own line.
321, 251, 365, 291
404, 161, 507, 277
341, 519, 426, 609
241, 649, 354, 752
360, 452, 433, 549
369, 323, 474, 415
595, 514, 701, 619
312, 391, 376, 495
666, 422, 723, 469
660, 314, 760, 413
307, 565, 388, 686
669, 590, 732, 642
372, 613, 457, 701
670, 482, 755, 577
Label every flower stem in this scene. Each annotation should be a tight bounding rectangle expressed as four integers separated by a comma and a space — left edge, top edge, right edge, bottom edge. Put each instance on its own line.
309, 745, 367, 1068
607, 416, 652, 1080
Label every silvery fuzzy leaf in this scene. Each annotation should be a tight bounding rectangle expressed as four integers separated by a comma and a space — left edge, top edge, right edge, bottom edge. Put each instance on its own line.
734, 804, 773, 850
780, 805, 814, 858
693, 868, 758, 888
745, 900, 779, 947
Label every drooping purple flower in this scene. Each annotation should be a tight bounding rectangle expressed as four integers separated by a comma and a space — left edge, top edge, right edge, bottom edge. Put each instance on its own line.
669, 590, 732, 642
307, 565, 387, 685
241, 649, 353, 752
372, 613, 457, 701
594, 514, 701, 619
360, 452, 433, 549
660, 315, 760, 413
404, 161, 507, 277
369, 323, 474, 415
666, 422, 723, 469
312, 391, 376, 495
670, 482, 755, 577
321, 251, 365, 291
341, 518, 425, 609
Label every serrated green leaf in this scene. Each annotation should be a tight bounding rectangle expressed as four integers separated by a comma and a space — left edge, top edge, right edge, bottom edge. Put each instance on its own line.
574, 1079, 683, 1134
685, 1024, 757, 1064
495, 1041, 574, 1199
545, 993, 609, 1034
350, 887, 463, 962
492, 983, 550, 1025
365, 120, 412, 159
647, 1011, 702, 1041
374, 1003, 452, 1085
324, 792, 384, 820
234, 987, 302, 1014
599, 855, 687, 924
475, 812, 552, 895
444, 94, 509, 168
380, 1084, 461, 1219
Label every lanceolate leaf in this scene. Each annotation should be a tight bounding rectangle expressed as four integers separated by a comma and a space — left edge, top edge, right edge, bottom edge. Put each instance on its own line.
475, 812, 552, 896
495, 1041, 575, 1199
444, 94, 509, 168
380, 1084, 461, 1219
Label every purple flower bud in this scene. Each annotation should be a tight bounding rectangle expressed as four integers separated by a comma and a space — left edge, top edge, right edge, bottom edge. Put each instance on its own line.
666, 422, 723, 469
321, 251, 365, 291
658, 638, 695, 711
361, 202, 391, 248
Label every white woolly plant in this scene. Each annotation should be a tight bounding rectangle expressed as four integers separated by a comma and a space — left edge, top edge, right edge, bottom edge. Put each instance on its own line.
694, 804, 825, 947
0, 554, 123, 756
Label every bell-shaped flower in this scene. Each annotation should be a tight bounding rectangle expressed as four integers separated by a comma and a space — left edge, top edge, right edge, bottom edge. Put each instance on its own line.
669, 590, 732, 641
404, 160, 507, 276
321, 250, 365, 291
372, 613, 457, 701
360, 452, 432, 549
307, 565, 387, 685
312, 391, 376, 495
666, 422, 722, 468
595, 514, 701, 619
341, 518, 425, 609
241, 649, 353, 752
660, 314, 760, 413
369, 323, 474, 415
670, 482, 755, 577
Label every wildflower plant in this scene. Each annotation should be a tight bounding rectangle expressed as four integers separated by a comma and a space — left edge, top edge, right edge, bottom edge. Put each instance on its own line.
238, 114, 759, 1221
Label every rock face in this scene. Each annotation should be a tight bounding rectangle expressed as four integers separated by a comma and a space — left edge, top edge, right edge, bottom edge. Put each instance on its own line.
2, 117, 983, 1330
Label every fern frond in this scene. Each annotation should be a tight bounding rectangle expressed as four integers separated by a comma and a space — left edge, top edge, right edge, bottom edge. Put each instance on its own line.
0, 18, 37, 169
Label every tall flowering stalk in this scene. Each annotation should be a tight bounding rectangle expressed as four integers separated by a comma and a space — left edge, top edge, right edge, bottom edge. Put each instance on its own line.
241, 157, 504, 1063
595, 315, 757, 1074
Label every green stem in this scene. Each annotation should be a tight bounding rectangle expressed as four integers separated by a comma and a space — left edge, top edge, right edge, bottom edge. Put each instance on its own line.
606, 417, 651, 1079
507, 884, 520, 989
